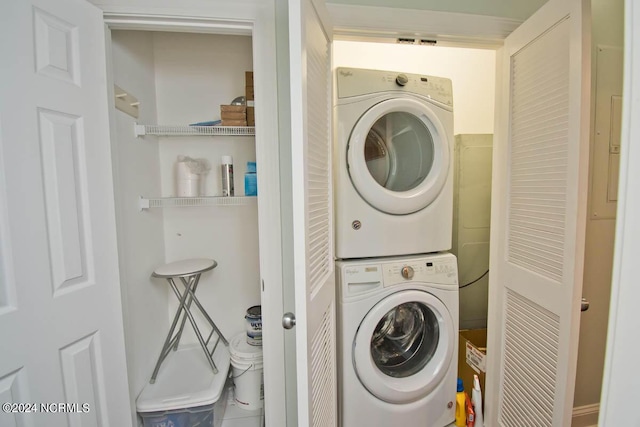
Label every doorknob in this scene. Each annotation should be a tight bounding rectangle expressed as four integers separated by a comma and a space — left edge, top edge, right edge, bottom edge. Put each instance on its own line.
581, 298, 590, 312
282, 312, 297, 329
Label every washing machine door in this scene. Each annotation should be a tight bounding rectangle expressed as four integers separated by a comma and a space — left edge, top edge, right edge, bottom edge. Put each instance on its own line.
347, 98, 450, 215
353, 289, 454, 404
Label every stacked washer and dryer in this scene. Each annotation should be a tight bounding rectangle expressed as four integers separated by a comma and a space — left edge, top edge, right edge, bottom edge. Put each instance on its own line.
334, 67, 459, 427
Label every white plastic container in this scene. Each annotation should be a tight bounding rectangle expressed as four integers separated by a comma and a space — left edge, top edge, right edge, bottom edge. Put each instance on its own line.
136, 344, 230, 427
175, 156, 209, 197
230, 333, 264, 410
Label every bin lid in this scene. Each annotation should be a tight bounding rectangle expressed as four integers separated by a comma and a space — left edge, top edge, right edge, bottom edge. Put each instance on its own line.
136, 343, 230, 412
229, 333, 263, 361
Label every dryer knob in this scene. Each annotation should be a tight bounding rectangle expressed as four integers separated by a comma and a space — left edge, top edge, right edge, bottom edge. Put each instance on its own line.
396, 74, 409, 86
401, 266, 414, 279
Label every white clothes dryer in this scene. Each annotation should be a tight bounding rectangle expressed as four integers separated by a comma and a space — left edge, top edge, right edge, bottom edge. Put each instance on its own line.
336, 253, 459, 427
334, 67, 454, 259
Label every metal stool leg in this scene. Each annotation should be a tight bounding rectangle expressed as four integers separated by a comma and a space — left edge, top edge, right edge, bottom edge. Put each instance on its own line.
178, 276, 229, 346
171, 274, 201, 350
149, 259, 228, 383
149, 276, 196, 383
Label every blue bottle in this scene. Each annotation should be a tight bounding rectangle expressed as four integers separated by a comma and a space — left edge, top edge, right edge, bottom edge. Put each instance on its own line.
245, 161, 257, 196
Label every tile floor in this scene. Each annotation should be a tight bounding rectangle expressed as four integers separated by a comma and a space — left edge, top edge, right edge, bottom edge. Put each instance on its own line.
221, 389, 263, 427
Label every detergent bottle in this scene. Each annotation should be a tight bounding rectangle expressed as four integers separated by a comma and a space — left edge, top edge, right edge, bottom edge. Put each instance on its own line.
455, 378, 466, 427
466, 392, 475, 427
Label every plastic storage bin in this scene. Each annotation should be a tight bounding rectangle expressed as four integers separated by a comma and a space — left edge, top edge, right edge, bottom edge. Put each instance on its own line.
139, 389, 227, 427
137, 344, 230, 427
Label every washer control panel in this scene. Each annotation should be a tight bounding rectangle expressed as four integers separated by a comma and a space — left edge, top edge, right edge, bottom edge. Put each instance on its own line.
401, 265, 414, 279
382, 255, 458, 287
338, 253, 458, 301
336, 67, 453, 108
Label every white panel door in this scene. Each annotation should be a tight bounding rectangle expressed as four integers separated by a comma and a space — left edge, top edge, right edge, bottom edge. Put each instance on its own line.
288, 0, 337, 426
486, 0, 590, 425
0, 1, 132, 426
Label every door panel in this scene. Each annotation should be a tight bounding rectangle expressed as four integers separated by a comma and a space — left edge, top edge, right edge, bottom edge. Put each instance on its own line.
0, 0, 132, 425
287, 0, 336, 425
487, 0, 590, 425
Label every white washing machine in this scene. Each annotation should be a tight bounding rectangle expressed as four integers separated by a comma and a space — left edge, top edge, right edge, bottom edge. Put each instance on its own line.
334, 67, 454, 259
336, 252, 459, 427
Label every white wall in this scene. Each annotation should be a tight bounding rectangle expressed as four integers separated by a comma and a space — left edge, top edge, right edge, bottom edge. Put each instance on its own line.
109, 30, 168, 424
572, 0, 624, 415
152, 32, 261, 341
333, 41, 496, 135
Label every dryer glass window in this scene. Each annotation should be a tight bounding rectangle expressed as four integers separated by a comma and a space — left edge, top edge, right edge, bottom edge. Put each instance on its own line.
370, 302, 439, 378
364, 112, 435, 192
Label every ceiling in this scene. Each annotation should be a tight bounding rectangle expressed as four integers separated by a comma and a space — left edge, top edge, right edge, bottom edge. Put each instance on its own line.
325, 0, 548, 21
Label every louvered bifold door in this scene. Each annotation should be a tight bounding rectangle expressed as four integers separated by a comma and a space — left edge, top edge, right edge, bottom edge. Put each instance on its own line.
487, 0, 590, 426
288, 0, 336, 426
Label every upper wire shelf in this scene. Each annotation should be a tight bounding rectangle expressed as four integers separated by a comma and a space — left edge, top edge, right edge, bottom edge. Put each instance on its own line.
135, 123, 255, 137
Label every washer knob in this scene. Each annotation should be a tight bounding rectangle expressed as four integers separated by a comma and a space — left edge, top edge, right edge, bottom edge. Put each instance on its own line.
401, 266, 414, 279
396, 74, 409, 86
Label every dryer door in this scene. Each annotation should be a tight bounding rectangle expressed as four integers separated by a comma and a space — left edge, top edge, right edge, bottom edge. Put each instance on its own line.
353, 289, 454, 404
347, 98, 451, 215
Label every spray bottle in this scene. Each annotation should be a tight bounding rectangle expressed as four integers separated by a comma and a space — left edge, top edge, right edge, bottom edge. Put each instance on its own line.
221, 155, 234, 196
472, 374, 484, 427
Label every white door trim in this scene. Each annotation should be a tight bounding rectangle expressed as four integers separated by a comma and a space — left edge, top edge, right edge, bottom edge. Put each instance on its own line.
98, 7, 286, 427
598, 0, 640, 424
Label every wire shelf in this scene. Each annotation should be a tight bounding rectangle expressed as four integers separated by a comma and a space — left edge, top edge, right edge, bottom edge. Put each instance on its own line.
139, 196, 256, 210
135, 124, 255, 137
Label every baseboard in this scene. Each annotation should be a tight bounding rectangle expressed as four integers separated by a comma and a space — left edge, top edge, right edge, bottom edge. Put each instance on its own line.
572, 403, 599, 427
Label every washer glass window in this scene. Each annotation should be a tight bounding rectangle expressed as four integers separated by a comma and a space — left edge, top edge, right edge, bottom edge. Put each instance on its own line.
364, 112, 435, 192
370, 301, 439, 378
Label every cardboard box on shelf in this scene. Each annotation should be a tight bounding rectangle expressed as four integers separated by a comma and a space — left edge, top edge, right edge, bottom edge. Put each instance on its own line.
245, 85, 254, 101
220, 105, 247, 123
220, 105, 246, 113
221, 119, 247, 127
458, 329, 486, 404
221, 111, 247, 121
247, 107, 255, 126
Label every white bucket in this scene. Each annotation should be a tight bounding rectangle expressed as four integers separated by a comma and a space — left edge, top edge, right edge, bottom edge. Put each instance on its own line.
229, 333, 264, 411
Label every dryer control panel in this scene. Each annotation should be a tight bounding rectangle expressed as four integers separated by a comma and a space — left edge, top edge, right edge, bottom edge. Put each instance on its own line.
336, 67, 453, 108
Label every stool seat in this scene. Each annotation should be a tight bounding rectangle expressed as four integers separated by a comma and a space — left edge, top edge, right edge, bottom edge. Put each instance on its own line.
152, 258, 217, 278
